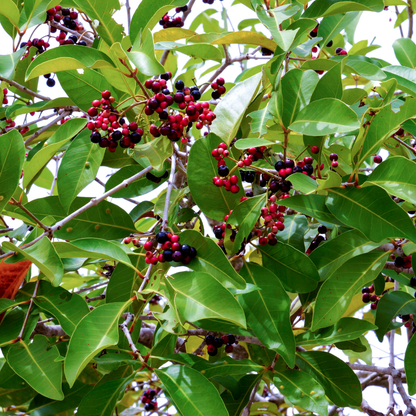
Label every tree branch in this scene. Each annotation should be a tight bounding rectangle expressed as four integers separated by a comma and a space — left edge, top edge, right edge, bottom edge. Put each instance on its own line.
384, 261, 413, 274
0, 76, 51, 101
408, 0, 414, 39
162, 153, 177, 231
119, 312, 140, 354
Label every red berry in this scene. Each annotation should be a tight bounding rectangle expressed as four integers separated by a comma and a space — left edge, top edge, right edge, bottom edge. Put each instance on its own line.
217, 77, 225, 86
144, 241, 153, 251
102, 90, 111, 99
373, 155, 382, 164
124, 237, 131, 244
331, 161, 338, 168
230, 184, 239, 193
230, 175, 238, 184
311, 146, 319, 154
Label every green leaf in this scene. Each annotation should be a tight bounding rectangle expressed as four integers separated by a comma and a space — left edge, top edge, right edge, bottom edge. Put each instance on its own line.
255, 4, 300, 51
76, 375, 134, 416
275, 214, 308, 252
317, 12, 361, 47
128, 43, 165, 76
5, 98, 74, 119
288, 173, 318, 193
297, 317, 377, 347
0, 299, 15, 314
211, 73, 262, 145
326, 186, 416, 242
187, 134, 243, 220
7, 335, 64, 400
0, 130, 25, 214
133, 135, 173, 171
3, 237, 64, 287
309, 229, 381, 281
15, 197, 136, 240
58, 130, 105, 212
405, 331, 416, 395
383, 66, 416, 96
179, 230, 247, 289
212, 31, 277, 52
289, 98, 360, 136
0, 0, 20, 29
310, 62, 343, 101
192, 357, 263, 379
65, 301, 131, 387
54, 238, 135, 273
296, 351, 362, 407
33, 281, 89, 336
271, 69, 319, 130
155, 365, 229, 416
226, 194, 267, 255
157, 42, 223, 62
365, 156, 416, 205
23, 118, 87, 190
302, 0, 384, 18
57, 69, 118, 112
311, 251, 389, 331
130, 0, 188, 44
233, 138, 274, 150
354, 98, 416, 167
130, 201, 155, 222
393, 38, 416, 69
25, 45, 115, 80
248, 105, 274, 137
72, 0, 123, 45
279, 194, 346, 226
258, 242, 320, 293
375, 291, 416, 341
238, 263, 295, 367
274, 370, 328, 416
166, 271, 247, 328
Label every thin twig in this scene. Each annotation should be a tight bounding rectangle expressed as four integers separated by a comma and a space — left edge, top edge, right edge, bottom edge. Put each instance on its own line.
49, 21, 94, 45
50, 158, 59, 196
408, 0, 414, 39
119, 312, 140, 354
10, 198, 50, 232
17, 280, 40, 340
162, 153, 177, 231
0, 77, 51, 101
94, 177, 139, 205
384, 261, 413, 274
0, 228, 14, 233
395, 6, 405, 38
126, 0, 131, 32
24, 112, 70, 146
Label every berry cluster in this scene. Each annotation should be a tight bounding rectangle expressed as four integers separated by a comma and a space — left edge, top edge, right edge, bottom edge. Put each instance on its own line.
55, 32, 87, 47
46, 6, 83, 32
394, 254, 412, 269
237, 146, 267, 168
210, 77, 226, 100
212, 142, 241, 194
329, 152, 339, 168
20, 38, 50, 60
335, 47, 348, 56
274, 156, 315, 179
306, 225, 327, 255
203, 0, 224, 3
141, 389, 157, 411
2, 88, 8, 105
310, 24, 319, 38
149, 294, 161, 305
205, 334, 236, 356
159, 9, 185, 29
361, 285, 379, 310
87, 90, 143, 152
143, 232, 197, 265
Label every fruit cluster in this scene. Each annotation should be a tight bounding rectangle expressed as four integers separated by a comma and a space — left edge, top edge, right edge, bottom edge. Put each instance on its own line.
46, 6, 83, 32
205, 334, 236, 356
43, 73, 56, 88
394, 254, 412, 269
143, 232, 197, 265
20, 38, 51, 60
149, 295, 161, 305
361, 285, 379, 310
87, 90, 143, 152
212, 143, 241, 194
55, 32, 87, 47
141, 388, 157, 411
211, 77, 226, 100
2, 88, 9, 105
237, 146, 267, 168
159, 12, 184, 28
335, 47, 348, 56
306, 225, 327, 255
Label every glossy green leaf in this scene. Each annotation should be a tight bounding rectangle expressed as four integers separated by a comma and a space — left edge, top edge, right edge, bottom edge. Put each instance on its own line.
0, 299, 15, 314
274, 370, 328, 416
188, 134, 243, 220
302, 0, 384, 18
288, 173, 318, 193
158, 43, 223, 62
0, 130, 25, 214
58, 130, 105, 212
130, 201, 155, 222
54, 238, 135, 272
275, 214, 308, 252
25, 45, 115, 80
226, 194, 267, 255
375, 291, 416, 341
3, 237, 64, 287
128, 48, 165, 77
383, 66, 416, 96
365, 156, 416, 205
309, 229, 381, 281
7, 335, 64, 400
296, 351, 362, 407
33, 281, 89, 336
317, 12, 361, 47
192, 357, 263, 379
0, 0, 20, 29
0, 48, 26, 80
354, 98, 416, 167
297, 317, 377, 347
166, 271, 247, 328
233, 138, 274, 150
326, 186, 416, 242
179, 230, 246, 289
65, 301, 131, 387
289, 98, 360, 136
76, 375, 133, 416
57, 69, 118, 112
23, 118, 87, 189
312, 251, 389, 331
5, 98, 73, 119
130, 0, 188, 45
238, 263, 295, 367
28, 381, 93, 416
212, 31, 277, 51
393, 38, 416, 69
258, 242, 320, 293
73, 0, 123, 45
133, 135, 173, 171
340, 55, 386, 81
15, 197, 136, 240
311, 62, 343, 101
405, 331, 416, 395
279, 194, 346, 226
248, 104, 274, 137
211, 73, 262, 145
155, 365, 229, 416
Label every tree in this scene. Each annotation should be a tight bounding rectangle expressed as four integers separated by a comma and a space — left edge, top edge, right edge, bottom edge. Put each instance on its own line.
0, 0, 416, 415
